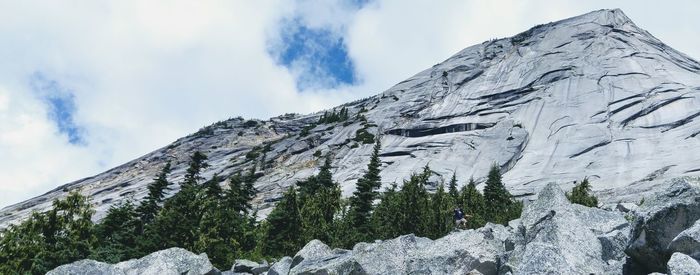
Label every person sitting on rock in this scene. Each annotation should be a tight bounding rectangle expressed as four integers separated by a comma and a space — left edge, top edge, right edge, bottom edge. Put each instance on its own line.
453, 207, 471, 229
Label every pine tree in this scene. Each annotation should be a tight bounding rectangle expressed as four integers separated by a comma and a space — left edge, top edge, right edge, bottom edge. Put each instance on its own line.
92, 201, 140, 263
261, 187, 303, 258
0, 192, 95, 274
482, 164, 521, 225
566, 177, 599, 207
141, 152, 209, 252
370, 183, 401, 240
396, 170, 431, 236
448, 173, 459, 202
183, 151, 208, 188
202, 174, 223, 201
346, 137, 383, 244
429, 183, 454, 239
136, 162, 171, 228
461, 177, 486, 229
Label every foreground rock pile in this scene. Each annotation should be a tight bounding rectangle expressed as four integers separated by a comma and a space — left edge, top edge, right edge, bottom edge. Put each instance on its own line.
49, 177, 700, 274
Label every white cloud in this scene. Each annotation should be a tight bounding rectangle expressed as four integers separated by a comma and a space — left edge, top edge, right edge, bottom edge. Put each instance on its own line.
0, 0, 698, 208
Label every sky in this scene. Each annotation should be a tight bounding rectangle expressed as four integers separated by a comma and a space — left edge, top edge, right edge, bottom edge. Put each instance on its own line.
0, 0, 698, 209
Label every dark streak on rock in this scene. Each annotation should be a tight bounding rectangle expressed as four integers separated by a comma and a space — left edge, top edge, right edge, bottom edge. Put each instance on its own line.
620, 96, 692, 126
569, 141, 611, 158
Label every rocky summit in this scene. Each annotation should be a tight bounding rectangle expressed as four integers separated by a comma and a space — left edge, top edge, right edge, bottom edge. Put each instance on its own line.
48, 176, 700, 274
3, 8, 700, 226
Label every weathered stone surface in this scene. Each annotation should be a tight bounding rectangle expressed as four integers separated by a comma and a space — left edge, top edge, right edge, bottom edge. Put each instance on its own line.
48, 248, 219, 275
290, 250, 364, 275
251, 261, 269, 275
268, 256, 292, 275
503, 183, 629, 274
290, 239, 333, 269
232, 259, 258, 273
287, 224, 507, 275
626, 177, 700, 272
668, 219, 700, 260
667, 252, 700, 275
47, 259, 123, 275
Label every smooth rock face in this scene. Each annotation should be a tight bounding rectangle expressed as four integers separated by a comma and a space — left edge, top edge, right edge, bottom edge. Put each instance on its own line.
668, 219, 700, 260
626, 177, 700, 271
47, 248, 219, 275
503, 183, 629, 274
667, 252, 700, 275
4, 9, 700, 228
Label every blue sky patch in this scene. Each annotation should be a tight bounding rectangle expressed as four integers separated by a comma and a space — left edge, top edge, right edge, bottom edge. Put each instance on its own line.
29, 72, 86, 145
270, 18, 358, 90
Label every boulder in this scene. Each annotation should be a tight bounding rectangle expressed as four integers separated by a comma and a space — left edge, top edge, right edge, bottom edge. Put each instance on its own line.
268, 256, 292, 275
368, 224, 507, 274
47, 259, 123, 275
626, 177, 700, 272
48, 248, 219, 275
251, 261, 270, 275
668, 219, 700, 260
667, 252, 700, 275
503, 183, 629, 274
290, 239, 333, 269
232, 259, 258, 273
115, 248, 219, 275
289, 250, 364, 275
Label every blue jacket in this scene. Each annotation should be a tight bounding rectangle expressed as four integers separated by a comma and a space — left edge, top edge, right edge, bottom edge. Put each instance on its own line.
454, 209, 464, 220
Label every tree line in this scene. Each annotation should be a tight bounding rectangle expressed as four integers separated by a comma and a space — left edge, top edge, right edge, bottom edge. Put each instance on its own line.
0, 137, 598, 274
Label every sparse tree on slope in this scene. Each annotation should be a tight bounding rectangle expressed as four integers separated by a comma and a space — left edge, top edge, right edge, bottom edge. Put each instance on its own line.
566, 177, 599, 207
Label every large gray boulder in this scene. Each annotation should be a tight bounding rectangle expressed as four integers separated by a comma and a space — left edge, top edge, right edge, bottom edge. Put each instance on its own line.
626, 177, 700, 272
47, 248, 219, 275
668, 219, 700, 260
354, 225, 508, 274
667, 252, 700, 275
503, 183, 629, 275
268, 257, 292, 275
287, 224, 508, 275
232, 259, 258, 273
47, 259, 123, 275
290, 239, 333, 269
290, 250, 365, 275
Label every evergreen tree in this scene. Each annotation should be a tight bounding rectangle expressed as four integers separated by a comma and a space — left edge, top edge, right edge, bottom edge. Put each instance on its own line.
92, 201, 140, 263
566, 178, 599, 207
141, 152, 209, 252
0, 192, 95, 274
201, 174, 223, 201
300, 186, 340, 244
136, 162, 171, 228
429, 183, 454, 239
396, 170, 431, 237
460, 178, 486, 229
261, 187, 303, 258
370, 183, 401, 240
482, 164, 522, 225
183, 151, 208, 188
448, 173, 459, 202
346, 137, 382, 244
